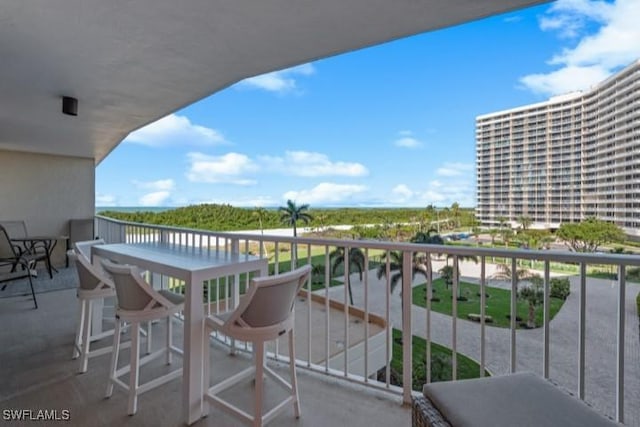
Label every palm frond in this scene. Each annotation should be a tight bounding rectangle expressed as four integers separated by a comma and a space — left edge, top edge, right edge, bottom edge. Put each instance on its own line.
389, 273, 402, 294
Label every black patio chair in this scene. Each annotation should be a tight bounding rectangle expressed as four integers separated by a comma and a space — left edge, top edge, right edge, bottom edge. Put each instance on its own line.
0, 220, 52, 278
0, 224, 44, 309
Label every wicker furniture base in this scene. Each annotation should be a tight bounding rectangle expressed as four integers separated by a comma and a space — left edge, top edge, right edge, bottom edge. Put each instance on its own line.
412, 394, 451, 427
415, 373, 618, 427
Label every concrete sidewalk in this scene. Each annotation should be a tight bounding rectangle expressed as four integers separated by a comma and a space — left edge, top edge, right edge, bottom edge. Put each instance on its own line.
322, 262, 640, 425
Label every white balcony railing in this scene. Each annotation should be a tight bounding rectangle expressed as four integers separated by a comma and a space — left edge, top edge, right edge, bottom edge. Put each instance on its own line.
95, 215, 640, 424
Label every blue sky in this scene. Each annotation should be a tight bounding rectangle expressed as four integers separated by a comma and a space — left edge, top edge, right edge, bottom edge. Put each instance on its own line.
96, 0, 640, 208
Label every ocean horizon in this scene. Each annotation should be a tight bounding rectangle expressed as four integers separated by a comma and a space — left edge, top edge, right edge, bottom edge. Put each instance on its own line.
95, 206, 174, 213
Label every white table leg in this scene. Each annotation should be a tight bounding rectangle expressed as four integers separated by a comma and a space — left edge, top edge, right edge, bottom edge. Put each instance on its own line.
183, 273, 205, 425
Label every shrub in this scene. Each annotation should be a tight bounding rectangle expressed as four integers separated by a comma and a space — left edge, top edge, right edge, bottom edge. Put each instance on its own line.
550, 278, 571, 300
626, 267, 640, 281
430, 353, 453, 383
467, 313, 493, 323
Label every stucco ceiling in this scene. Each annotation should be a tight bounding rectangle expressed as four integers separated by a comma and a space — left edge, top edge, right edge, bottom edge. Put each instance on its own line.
0, 0, 551, 163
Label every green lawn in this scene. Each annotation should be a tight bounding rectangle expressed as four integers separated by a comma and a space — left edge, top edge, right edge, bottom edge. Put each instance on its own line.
412, 278, 565, 328
269, 250, 384, 291
171, 248, 383, 299
387, 329, 489, 391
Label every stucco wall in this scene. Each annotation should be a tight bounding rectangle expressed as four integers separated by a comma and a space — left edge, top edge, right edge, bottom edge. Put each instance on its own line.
0, 150, 94, 266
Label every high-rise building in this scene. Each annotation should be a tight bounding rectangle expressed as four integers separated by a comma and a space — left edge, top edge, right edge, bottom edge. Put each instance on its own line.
476, 59, 640, 236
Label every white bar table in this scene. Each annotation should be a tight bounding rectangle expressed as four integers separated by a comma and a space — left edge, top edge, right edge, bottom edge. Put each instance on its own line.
93, 242, 268, 425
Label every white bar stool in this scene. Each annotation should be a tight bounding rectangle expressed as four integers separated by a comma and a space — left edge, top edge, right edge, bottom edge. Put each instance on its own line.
101, 259, 184, 415
69, 240, 117, 373
203, 265, 311, 427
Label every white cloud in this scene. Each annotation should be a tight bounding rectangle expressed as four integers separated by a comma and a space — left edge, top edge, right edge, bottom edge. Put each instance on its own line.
520, 65, 611, 95
139, 191, 170, 206
539, 0, 611, 38
393, 130, 424, 149
394, 137, 423, 149
392, 180, 475, 207
391, 184, 414, 202
125, 114, 227, 147
95, 193, 117, 206
521, 0, 640, 96
389, 161, 475, 207
185, 150, 366, 186
186, 152, 258, 185
283, 183, 367, 205
132, 179, 175, 191
436, 162, 474, 177
260, 151, 368, 177
238, 63, 315, 93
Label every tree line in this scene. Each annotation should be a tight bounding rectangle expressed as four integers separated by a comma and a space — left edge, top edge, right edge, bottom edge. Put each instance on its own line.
97, 202, 478, 232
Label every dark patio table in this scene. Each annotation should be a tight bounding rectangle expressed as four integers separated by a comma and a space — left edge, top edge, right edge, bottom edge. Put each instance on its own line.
11, 235, 69, 278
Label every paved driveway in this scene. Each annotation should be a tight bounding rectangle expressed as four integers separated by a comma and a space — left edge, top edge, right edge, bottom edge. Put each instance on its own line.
323, 263, 640, 425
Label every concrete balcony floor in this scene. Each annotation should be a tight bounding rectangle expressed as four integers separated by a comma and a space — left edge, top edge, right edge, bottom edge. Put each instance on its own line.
0, 273, 409, 427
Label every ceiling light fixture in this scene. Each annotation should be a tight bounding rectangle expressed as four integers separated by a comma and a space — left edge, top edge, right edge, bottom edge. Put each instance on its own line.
62, 96, 78, 116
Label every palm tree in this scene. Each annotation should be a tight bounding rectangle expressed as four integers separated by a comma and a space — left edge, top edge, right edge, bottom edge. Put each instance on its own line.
492, 263, 537, 291
497, 216, 508, 230
518, 276, 544, 328
471, 226, 480, 246
376, 251, 430, 295
278, 199, 313, 238
311, 263, 325, 284
440, 254, 478, 298
252, 206, 269, 257
488, 228, 498, 245
438, 265, 454, 288
410, 229, 444, 245
330, 247, 365, 305
451, 202, 461, 229
518, 215, 532, 231
279, 199, 313, 263
502, 228, 514, 248
443, 252, 478, 266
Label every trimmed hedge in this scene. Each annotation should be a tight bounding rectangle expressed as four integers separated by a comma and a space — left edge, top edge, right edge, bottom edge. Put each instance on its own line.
467, 313, 493, 323
550, 277, 571, 300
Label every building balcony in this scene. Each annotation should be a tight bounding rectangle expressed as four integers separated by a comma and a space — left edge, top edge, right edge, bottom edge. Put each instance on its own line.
1, 282, 407, 426
2, 215, 639, 426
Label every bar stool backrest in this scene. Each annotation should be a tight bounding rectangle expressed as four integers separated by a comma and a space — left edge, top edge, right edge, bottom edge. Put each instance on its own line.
232, 265, 311, 329
101, 261, 153, 311
100, 259, 180, 315
69, 249, 113, 291
74, 238, 106, 263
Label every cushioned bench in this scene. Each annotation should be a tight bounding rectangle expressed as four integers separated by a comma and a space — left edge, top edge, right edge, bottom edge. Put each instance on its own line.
412, 373, 618, 427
